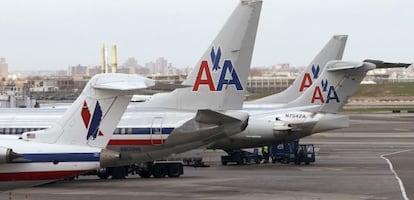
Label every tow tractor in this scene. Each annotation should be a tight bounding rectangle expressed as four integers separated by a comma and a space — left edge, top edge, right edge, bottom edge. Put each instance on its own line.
221, 148, 262, 165
220, 140, 316, 166
270, 140, 315, 165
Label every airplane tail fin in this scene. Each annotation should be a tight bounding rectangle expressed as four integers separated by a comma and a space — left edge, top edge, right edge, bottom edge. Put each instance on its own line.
22, 73, 156, 148
141, 0, 263, 110
285, 60, 411, 113
252, 35, 348, 104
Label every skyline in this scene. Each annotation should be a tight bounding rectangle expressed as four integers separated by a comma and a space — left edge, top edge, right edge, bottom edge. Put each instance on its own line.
1, 0, 413, 71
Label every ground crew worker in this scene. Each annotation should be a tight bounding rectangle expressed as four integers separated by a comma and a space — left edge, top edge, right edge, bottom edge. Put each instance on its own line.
262, 145, 269, 163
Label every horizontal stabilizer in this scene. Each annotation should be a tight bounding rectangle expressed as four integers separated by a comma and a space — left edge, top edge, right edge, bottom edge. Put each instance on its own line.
148, 82, 191, 91
92, 74, 155, 92
364, 59, 412, 69
327, 61, 365, 71
195, 109, 245, 125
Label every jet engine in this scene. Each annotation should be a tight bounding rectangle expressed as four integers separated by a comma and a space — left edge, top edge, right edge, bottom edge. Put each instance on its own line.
99, 149, 122, 168
272, 120, 292, 131
0, 147, 21, 163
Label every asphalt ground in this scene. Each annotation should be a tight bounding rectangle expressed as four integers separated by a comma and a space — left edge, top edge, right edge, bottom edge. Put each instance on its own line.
4, 113, 414, 200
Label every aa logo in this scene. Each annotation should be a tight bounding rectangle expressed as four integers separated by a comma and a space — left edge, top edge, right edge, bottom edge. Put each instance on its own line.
81, 100, 104, 140
311, 79, 340, 103
299, 65, 320, 92
192, 46, 243, 91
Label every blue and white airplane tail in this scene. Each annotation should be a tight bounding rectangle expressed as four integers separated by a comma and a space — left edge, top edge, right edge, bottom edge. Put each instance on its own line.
285, 60, 412, 113
141, 0, 263, 110
21, 73, 156, 148
252, 35, 348, 104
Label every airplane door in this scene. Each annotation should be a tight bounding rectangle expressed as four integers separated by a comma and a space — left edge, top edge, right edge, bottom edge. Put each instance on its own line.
151, 117, 164, 145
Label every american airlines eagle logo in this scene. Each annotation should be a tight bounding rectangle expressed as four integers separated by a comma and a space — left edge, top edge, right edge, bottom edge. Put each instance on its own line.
81, 100, 104, 140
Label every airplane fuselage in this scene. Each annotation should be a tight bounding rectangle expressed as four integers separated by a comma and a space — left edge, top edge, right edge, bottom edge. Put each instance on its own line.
0, 136, 102, 191
0, 103, 349, 157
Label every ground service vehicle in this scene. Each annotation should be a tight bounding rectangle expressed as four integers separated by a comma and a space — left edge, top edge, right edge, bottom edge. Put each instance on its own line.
221, 148, 262, 165
270, 141, 315, 165
91, 161, 183, 179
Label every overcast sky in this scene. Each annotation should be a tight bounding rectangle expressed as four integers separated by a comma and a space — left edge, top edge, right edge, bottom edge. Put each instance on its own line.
0, 0, 413, 71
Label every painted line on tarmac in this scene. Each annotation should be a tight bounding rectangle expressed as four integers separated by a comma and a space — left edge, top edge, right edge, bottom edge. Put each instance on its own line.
380, 149, 414, 200
393, 128, 411, 132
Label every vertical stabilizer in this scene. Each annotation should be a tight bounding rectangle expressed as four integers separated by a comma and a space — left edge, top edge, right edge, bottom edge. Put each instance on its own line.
141, 0, 263, 110
252, 35, 348, 104
22, 74, 156, 148
284, 60, 410, 113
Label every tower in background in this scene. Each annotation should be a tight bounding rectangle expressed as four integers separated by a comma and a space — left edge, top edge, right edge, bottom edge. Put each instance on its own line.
0, 58, 9, 80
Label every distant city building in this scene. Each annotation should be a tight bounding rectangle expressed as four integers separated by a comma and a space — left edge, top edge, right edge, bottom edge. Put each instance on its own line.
146, 57, 171, 75
6, 60, 414, 96
122, 57, 140, 69
247, 76, 296, 93
0, 84, 36, 108
0, 58, 9, 80
27, 76, 88, 92
86, 66, 102, 77
67, 64, 87, 77
147, 74, 187, 84
120, 57, 149, 75
55, 70, 67, 77
272, 63, 290, 71
181, 66, 193, 75
29, 79, 59, 92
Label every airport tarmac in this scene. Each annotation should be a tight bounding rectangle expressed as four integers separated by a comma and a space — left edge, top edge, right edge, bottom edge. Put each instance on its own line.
5, 113, 414, 200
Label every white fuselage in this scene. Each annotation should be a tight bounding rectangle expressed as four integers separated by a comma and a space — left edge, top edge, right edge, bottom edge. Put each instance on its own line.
0, 102, 349, 155
0, 137, 101, 191
0, 106, 249, 164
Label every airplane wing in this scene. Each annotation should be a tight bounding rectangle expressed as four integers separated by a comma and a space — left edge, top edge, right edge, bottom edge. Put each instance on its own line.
195, 109, 247, 124
165, 109, 249, 146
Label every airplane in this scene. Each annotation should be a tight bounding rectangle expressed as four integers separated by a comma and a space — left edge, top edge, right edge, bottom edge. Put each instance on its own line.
209, 59, 412, 150
0, 0, 263, 177
0, 73, 167, 191
3, 0, 410, 169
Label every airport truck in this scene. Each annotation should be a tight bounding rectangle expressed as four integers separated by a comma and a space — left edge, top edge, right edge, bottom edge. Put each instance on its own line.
91, 161, 184, 179
221, 148, 262, 165
270, 140, 315, 165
